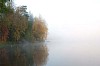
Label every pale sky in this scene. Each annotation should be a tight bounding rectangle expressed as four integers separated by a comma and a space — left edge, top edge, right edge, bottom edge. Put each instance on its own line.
15, 0, 100, 41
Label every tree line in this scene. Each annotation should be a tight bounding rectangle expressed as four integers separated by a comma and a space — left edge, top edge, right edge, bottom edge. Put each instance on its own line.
0, 0, 48, 44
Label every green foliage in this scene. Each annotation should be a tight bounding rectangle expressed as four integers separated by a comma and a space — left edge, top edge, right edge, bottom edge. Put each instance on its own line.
0, 0, 48, 44
8, 6, 28, 42
24, 22, 33, 42
0, 0, 13, 14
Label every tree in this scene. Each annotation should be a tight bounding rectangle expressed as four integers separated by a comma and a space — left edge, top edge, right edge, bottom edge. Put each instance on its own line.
0, 0, 13, 14
0, 0, 48, 43
32, 16, 48, 41
28, 12, 34, 22
0, 5, 29, 42
9, 6, 28, 41
0, 0, 14, 43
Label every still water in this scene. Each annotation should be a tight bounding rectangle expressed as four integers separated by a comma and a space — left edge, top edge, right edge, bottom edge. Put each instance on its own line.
0, 37, 100, 66
46, 34, 100, 66
0, 42, 48, 66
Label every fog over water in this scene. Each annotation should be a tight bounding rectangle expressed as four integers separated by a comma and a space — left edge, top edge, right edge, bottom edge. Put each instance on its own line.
46, 25, 100, 66
15, 0, 100, 66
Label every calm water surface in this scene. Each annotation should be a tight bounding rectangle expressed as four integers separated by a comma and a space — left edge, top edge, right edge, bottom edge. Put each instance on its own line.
0, 42, 48, 66
46, 35, 100, 66
0, 36, 100, 66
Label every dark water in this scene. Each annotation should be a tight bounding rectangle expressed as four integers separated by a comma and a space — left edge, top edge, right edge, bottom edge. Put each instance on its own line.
0, 42, 48, 66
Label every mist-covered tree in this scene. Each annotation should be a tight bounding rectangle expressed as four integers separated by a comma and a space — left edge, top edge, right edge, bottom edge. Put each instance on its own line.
7, 6, 28, 42
28, 12, 34, 22
32, 16, 48, 41
0, 0, 48, 44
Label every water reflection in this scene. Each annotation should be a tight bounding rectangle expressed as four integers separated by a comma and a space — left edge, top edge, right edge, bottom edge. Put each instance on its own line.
0, 42, 48, 66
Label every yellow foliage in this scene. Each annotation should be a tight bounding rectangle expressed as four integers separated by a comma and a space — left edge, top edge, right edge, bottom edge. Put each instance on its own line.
32, 17, 48, 41
14, 28, 20, 41
11, 9, 28, 41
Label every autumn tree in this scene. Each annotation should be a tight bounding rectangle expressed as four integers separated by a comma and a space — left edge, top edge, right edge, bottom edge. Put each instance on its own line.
32, 16, 48, 41
24, 12, 34, 42
0, 0, 14, 43
0, 0, 48, 43
8, 6, 28, 42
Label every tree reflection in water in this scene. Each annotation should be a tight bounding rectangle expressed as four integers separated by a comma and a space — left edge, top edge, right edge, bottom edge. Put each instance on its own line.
0, 42, 48, 66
